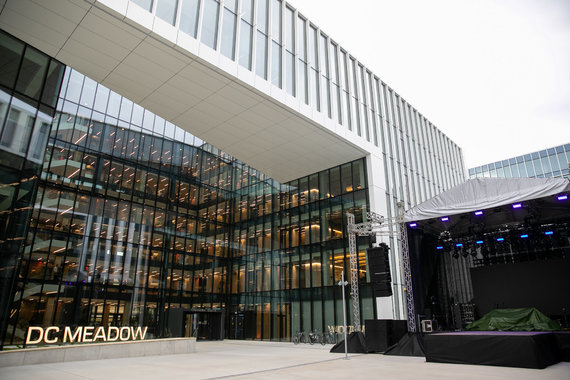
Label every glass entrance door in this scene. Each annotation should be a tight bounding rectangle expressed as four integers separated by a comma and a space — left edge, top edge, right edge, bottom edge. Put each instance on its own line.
229, 312, 244, 339
184, 311, 223, 340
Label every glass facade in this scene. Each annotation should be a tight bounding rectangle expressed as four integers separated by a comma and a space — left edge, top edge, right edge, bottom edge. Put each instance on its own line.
121, 0, 466, 320
468, 144, 570, 180
0, 31, 376, 348
119, 4, 467, 315
0, 30, 66, 349
0, 0, 467, 347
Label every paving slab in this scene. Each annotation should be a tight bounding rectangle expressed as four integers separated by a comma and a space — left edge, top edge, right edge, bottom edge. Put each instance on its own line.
1, 340, 568, 380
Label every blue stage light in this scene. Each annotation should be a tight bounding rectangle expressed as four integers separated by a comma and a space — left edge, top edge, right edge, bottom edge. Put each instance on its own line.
474, 211, 483, 216
544, 231, 554, 235
436, 246, 444, 250
512, 203, 522, 209
441, 217, 449, 222
496, 237, 504, 242
409, 223, 417, 228
476, 240, 484, 244
456, 243, 463, 247
557, 195, 568, 201
520, 234, 529, 238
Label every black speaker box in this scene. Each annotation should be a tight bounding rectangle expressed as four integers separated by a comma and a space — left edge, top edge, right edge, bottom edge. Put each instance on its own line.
365, 319, 408, 352
368, 246, 392, 298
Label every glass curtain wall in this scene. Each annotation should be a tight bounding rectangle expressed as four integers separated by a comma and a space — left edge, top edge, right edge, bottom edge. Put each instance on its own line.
469, 144, 570, 180
0, 30, 65, 349
1, 45, 373, 346
6, 66, 239, 345
228, 158, 373, 340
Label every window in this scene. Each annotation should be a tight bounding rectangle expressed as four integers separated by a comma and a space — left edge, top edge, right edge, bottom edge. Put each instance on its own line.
201, 0, 220, 49
239, 21, 253, 70
220, 4, 237, 59
239, 0, 253, 70
0, 31, 25, 89
156, 0, 178, 25
308, 27, 319, 110
27, 110, 52, 162
270, 0, 282, 87
255, 31, 268, 79
285, 7, 295, 95
319, 34, 330, 117
179, 0, 201, 38
131, 0, 153, 11
255, 1, 268, 79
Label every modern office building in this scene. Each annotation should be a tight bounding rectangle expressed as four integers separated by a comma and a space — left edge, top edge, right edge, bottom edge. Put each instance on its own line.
0, 0, 465, 348
469, 143, 570, 180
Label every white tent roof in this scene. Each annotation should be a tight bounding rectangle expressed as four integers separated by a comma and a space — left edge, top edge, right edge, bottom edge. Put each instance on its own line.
404, 177, 570, 222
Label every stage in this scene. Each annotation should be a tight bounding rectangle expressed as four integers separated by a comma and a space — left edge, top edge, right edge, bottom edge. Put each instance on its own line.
423, 331, 568, 369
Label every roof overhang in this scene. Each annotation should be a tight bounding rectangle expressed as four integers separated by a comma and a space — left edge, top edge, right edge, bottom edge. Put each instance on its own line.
0, 0, 368, 182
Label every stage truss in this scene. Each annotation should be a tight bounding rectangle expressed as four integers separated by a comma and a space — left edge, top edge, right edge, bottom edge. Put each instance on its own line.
346, 202, 416, 333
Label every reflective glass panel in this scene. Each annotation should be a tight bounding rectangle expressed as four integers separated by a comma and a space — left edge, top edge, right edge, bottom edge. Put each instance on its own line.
156, 0, 178, 25
221, 8, 236, 59
201, 0, 220, 49
179, 0, 201, 38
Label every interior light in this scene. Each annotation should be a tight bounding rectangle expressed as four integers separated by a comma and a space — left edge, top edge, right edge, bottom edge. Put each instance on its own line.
474, 211, 483, 216
512, 203, 522, 209
436, 246, 444, 250
544, 231, 554, 235
520, 234, 529, 238
455, 243, 463, 247
496, 237, 504, 242
476, 240, 484, 244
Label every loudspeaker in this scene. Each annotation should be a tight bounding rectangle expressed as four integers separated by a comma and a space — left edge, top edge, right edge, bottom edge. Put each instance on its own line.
368, 244, 392, 297
365, 319, 388, 351
365, 319, 409, 352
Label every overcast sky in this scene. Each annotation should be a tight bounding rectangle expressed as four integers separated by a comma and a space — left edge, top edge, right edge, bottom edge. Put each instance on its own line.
286, 0, 570, 169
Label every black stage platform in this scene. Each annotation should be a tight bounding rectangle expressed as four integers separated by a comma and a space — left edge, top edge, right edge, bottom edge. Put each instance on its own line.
424, 331, 562, 369
554, 331, 570, 362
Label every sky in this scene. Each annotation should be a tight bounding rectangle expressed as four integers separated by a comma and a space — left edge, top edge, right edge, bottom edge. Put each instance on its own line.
286, 0, 570, 169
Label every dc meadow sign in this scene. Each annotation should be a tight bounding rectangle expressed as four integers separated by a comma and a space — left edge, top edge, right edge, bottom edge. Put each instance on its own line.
25, 326, 148, 345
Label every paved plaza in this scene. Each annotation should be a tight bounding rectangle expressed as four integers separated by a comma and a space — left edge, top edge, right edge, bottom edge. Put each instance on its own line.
1, 340, 569, 379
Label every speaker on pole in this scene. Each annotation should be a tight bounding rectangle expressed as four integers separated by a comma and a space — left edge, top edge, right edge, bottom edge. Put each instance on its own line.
368, 243, 392, 297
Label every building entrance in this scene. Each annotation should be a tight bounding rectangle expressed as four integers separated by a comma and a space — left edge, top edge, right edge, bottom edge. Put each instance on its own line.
229, 312, 245, 339
184, 311, 223, 340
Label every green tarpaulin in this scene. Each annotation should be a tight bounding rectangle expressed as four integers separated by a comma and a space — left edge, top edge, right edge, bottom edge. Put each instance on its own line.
466, 308, 561, 331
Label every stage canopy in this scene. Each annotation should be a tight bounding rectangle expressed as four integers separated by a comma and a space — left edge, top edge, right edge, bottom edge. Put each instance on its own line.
404, 177, 570, 223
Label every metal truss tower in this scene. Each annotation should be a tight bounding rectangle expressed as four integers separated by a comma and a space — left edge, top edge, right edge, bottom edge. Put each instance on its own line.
346, 203, 416, 333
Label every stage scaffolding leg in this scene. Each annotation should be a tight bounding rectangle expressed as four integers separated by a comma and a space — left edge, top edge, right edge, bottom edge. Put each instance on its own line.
398, 203, 416, 333
346, 213, 361, 332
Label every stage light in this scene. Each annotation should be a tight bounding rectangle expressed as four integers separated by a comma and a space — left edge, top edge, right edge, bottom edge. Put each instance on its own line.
474, 211, 483, 216
496, 237, 505, 242
512, 203, 522, 209
476, 240, 484, 244
436, 246, 444, 250
557, 195, 568, 201
520, 234, 529, 238
455, 243, 463, 247
544, 231, 554, 235
409, 223, 417, 228
441, 217, 449, 222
